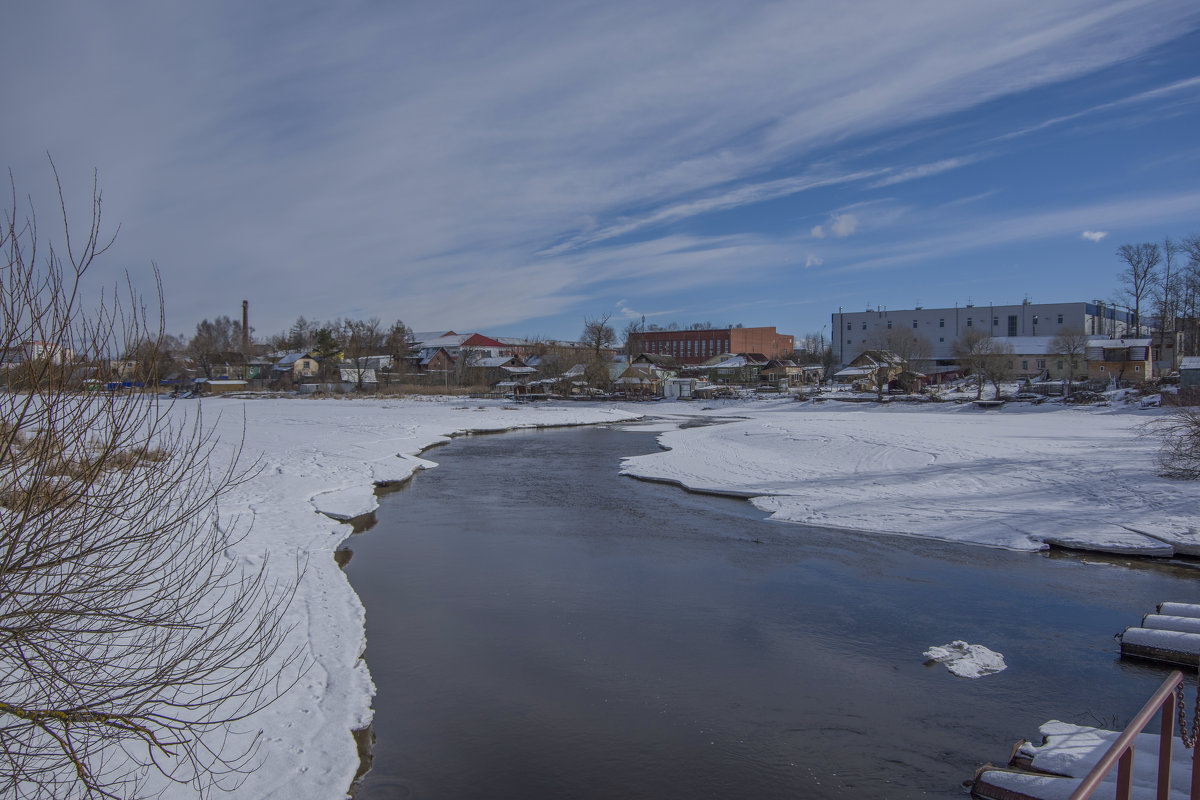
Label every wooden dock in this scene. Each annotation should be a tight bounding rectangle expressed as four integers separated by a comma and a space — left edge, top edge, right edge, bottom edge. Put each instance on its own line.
971, 602, 1200, 799
1120, 602, 1200, 669
972, 720, 1195, 800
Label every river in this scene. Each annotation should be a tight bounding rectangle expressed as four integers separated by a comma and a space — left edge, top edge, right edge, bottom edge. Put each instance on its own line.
343, 421, 1198, 800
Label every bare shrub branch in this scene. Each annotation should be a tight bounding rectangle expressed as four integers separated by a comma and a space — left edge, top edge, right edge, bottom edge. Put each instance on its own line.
0, 163, 304, 799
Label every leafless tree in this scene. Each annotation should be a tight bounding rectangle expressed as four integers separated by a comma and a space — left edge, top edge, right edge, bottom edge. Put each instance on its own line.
620, 320, 642, 360
980, 340, 1016, 399
1152, 407, 1200, 479
1049, 326, 1089, 388
187, 316, 246, 379
1, 167, 302, 799
1116, 242, 1161, 336
581, 313, 615, 358
952, 329, 1001, 399
1152, 237, 1184, 372
338, 317, 385, 391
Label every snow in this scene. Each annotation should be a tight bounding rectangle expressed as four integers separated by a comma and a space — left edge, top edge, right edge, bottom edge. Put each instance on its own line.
160, 396, 642, 800
134, 392, 1200, 797
923, 641, 1007, 678
620, 398, 1200, 554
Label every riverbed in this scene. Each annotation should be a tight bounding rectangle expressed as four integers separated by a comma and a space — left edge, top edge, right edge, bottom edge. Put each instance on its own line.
344, 422, 1198, 799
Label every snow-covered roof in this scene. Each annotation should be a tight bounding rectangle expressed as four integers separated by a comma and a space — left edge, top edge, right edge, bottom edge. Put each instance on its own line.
420, 334, 472, 349
473, 356, 513, 368
1087, 338, 1152, 348
833, 366, 876, 378
502, 366, 537, 375
1180, 357, 1200, 371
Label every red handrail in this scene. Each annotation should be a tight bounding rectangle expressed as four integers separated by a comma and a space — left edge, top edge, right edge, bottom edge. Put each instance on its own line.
1070, 670, 1199, 800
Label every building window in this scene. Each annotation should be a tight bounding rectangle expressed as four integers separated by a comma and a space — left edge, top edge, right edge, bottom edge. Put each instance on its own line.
1100, 365, 1106, 372
1036, 359, 1045, 369
912, 320, 918, 329
862, 322, 867, 330
1057, 360, 1063, 369
967, 318, 973, 327
846, 322, 852, 331
1033, 315, 1039, 325
1022, 360, 1028, 370
1135, 365, 1141, 372
939, 337, 944, 342
1057, 314, 1064, 324
887, 320, 892, 329
993, 317, 998, 327
846, 339, 852, 345
939, 318, 945, 328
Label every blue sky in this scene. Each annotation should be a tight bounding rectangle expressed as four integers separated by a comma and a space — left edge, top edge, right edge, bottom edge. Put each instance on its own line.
3, 1, 1199, 344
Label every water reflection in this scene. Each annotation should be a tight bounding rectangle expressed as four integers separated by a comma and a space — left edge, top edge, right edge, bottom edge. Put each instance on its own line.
345, 425, 1194, 800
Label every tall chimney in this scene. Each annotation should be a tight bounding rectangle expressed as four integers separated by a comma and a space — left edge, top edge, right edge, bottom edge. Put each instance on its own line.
242, 300, 250, 352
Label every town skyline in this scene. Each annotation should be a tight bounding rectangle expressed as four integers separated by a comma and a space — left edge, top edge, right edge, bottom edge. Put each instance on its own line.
3, 2, 1199, 343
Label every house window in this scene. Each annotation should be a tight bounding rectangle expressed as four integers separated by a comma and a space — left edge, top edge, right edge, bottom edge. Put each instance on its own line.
1057, 360, 1064, 369
1037, 359, 1045, 369
1100, 365, 1106, 372
1021, 360, 1028, 370
1135, 365, 1141, 372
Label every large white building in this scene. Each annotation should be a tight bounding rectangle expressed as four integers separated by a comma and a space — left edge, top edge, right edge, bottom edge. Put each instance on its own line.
832, 301, 1136, 368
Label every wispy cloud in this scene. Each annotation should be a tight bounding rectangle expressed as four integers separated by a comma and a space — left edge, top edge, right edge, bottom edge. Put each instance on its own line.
869, 156, 984, 188
993, 75, 1200, 142
1081, 230, 1109, 242
0, 2, 1197, 336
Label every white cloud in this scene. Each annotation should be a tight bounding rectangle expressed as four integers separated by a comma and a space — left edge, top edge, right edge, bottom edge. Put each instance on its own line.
2, 2, 1196, 336
1081, 230, 1108, 242
810, 225, 826, 239
805, 254, 824, 268
869, 155, 982, 188
831, 213, 859, 237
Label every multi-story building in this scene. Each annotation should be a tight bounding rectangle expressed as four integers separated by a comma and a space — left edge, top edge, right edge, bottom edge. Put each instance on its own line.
633, 326, 794, 365
832, 301, 1135, 368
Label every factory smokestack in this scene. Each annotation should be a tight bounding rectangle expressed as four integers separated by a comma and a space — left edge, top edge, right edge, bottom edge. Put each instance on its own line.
242, 300, 249, 352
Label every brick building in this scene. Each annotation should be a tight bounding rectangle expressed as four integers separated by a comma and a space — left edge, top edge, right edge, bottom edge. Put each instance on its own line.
632, 326, 794, 365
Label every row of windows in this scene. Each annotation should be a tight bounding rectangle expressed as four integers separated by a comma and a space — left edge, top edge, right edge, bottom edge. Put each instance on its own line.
849, 313, 1068, 333
647, 339, 728, 357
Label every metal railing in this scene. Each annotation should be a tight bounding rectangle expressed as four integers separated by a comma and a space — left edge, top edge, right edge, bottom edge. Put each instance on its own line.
1070, 670, 1200, 800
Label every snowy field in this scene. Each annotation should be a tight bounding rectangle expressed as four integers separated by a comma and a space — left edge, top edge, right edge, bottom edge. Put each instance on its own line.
157, 393, 1196, 798
621, 396, 1200, 557
179, 396, 643, 800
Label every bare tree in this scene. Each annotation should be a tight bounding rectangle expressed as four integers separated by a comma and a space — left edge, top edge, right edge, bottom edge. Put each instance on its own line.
1152, 237, 1183, 373
580, 313, 615, 359
339, 317, 385, 391
1049, 325, 1089, 389
1, 167, 302, 799
980, 340, 1016, 399
952, 329, 999, 400
1116, 242, 1161, 336
187, 316, 245, 378
1152, 407, 1200, 479
621, 320, 642, 360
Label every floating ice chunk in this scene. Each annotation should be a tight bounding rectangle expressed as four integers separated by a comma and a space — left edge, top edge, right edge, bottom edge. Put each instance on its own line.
923, 640, 1007, 678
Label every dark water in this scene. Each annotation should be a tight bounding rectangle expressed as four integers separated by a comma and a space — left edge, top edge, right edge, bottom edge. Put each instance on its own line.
344, 423, 1199, 800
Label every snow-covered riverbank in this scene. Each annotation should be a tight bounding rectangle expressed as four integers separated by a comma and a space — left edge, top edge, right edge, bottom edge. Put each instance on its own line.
185, 397, 643, 800
621, 397, 1200, 556
172, 394, 1197, 798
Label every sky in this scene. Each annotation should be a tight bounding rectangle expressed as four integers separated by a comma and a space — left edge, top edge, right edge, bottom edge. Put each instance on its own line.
3, 1, 1199, 345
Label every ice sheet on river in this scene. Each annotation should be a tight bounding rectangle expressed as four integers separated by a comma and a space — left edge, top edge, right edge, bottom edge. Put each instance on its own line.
620, 401, 1199, 555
